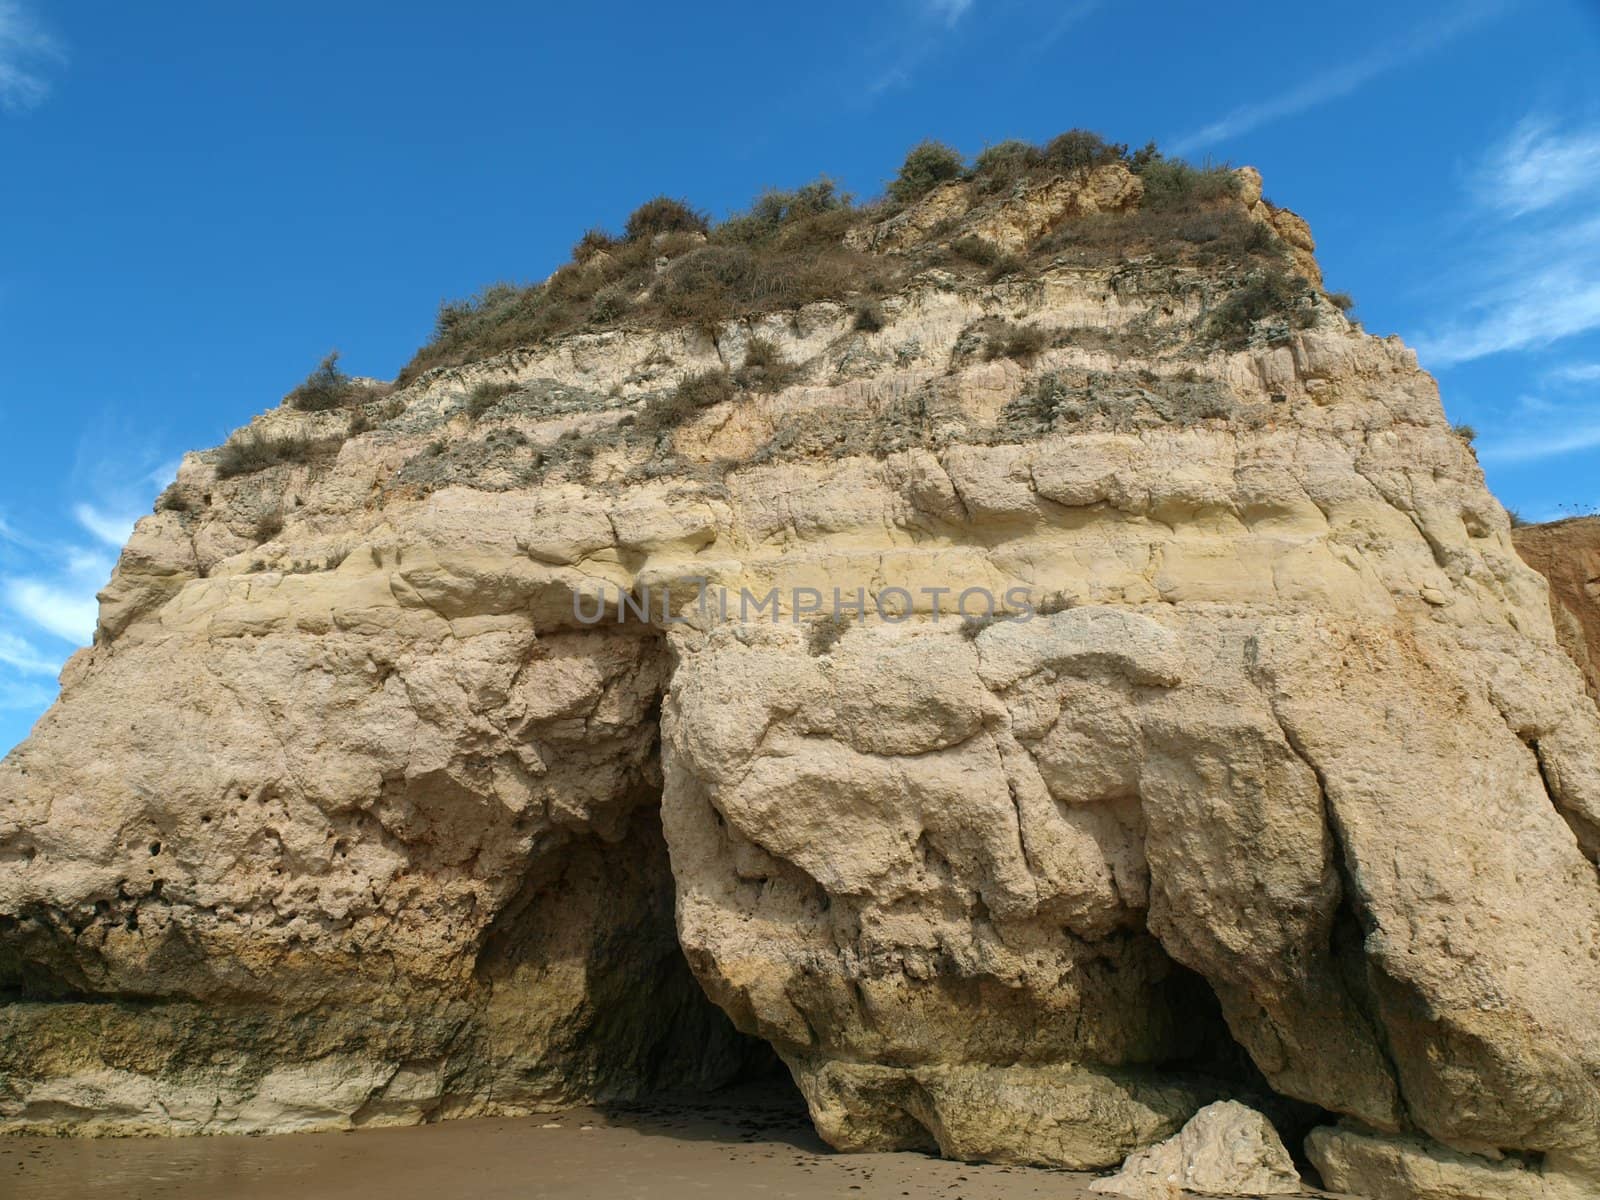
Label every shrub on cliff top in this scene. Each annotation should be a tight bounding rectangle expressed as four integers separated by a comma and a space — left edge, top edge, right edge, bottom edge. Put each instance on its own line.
624, 196, 709, 241
284, 352, 384, 412
888, 141, 967, 203
716, 179, 849, 244
972, 140, 1043, 192
1137, 158, 1240, 209
572, 227, 619, 263
1042, 129, 1130, 172
398, 128, 1275, 383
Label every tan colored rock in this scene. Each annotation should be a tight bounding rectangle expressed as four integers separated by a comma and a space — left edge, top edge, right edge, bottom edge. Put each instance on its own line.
1515, 516, 1600, 704
847, 163, 1142, 255
1090, 1101, 1302, 1197
0, 158, 1597, 1180
1268, 209, 1321, 284
1307, 1126, 1596, 1200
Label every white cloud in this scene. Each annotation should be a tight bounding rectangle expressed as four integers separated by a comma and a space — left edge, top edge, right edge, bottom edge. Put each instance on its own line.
0, 630, 60, 677
865, 0, 983, 97
1546, 361, 1600, 385
0, 0, 62, 111
73, 502, 138, 548
1479, 420, 1600, 465
0, 678, 55, 711
1170, 2, 1505, 156
5, 577, 100, 643
1475, 117, 1600, 218
1411, 264, 1600, 366
1411, 134, 1600, 367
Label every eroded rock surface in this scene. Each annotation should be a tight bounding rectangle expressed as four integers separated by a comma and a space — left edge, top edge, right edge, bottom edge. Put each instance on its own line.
1516, 516, 1600, 704
1307, 1126, 1594, 1200
1090, 1100, 1302, 1197
1, 160, 1597, 1194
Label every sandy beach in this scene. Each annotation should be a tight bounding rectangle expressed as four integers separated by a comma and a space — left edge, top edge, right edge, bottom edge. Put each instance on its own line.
0, 1084, 1146, 1200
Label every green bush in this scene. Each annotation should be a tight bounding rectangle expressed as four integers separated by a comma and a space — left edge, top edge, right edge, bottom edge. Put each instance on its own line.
589, 285, 631, 324
984, 322, 1051, 363
466, 380, 518, 420
1326, 290, 1356, 314
1042, 129, 1128, 173
1137, 159, 1240, 209
1452, 422, 1479, 445
735, 337, 797, 392
853, 301, 886, 332
624, 197, 709, 241
639, 369, 736, 432
573, 227, 618, 263
972, 140, 1043, 191
808, 612, 853, 656
717, 179, 848, 243
651, 241, 874, 332
888, 140, 966, 204
1205, 269, 1315, 344
154, 484, 190, 513
253, 509, 285, 543
950, 235, 1002, 268
215, 429, 336, 479
284, 352, 368, 412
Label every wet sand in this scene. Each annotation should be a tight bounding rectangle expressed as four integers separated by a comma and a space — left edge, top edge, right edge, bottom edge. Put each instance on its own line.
0, 1085, 1123, 1199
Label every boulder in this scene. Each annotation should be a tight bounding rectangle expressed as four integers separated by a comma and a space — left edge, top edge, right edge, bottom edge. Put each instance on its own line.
1090, 1101, 1302, 1197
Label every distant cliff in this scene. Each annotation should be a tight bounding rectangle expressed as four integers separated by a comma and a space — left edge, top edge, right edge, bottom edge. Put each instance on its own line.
1516, 516, 1600, 705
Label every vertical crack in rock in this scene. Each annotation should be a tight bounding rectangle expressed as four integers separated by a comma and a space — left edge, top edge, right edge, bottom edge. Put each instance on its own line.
1259, 696, 1410, 1132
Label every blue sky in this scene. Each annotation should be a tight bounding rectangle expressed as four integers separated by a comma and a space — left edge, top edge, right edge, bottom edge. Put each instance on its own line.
2, 0, 1599, 753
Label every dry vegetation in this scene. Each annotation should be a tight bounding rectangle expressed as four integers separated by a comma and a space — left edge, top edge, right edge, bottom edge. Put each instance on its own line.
284, 352, 392, 412
215, 428, 345, 479
391, 130, 1324, 383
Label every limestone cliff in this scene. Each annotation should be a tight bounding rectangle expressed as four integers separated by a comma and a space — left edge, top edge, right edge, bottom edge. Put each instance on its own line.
2, 140, 1598, 1199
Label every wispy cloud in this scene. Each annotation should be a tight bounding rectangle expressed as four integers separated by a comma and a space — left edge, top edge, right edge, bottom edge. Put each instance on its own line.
0, 440, 176, 735
864, 0, 981, 97
73, 502, 138, 548
0, 0, 63, 111
1015, 0, 1102, 66
1457, 318, 1600, 467
1412, 127, 1600, 367
1480, 418, 1600, 465
922, 0, 973, 28
1547, 361, 1600, 384
1411, 263, 1600, 366
1475, 117, 1600, 217
5, 572, 105, 644
0, 679, 55, 711
0, 630, 61, 677
1169, 2, 1506, 156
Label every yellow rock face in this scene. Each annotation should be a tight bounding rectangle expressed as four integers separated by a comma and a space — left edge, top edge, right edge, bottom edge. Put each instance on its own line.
2, 168, 1597, 1195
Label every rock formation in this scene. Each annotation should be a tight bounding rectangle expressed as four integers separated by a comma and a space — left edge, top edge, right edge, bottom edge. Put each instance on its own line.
1515, 516, 1600, 705
1, 136, 1597, 1198
1089, 1101, 1302, 1197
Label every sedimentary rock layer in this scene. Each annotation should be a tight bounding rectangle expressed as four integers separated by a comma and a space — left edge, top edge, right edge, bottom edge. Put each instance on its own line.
1, 163, 1596, 1197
